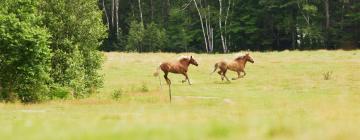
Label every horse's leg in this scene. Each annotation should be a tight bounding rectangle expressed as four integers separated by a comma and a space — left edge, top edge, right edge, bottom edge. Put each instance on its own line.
241, 70, 246, 78
232, 71, 241, 80
218, 71, 224, 81
181, 78, 187, 83
181, 73, 187, 83
223, 70, 230, 82
164, 72, 171, 85
182, 73, 192, 85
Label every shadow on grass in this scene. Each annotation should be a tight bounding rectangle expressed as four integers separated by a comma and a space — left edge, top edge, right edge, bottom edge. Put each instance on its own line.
213, 81, 232, 85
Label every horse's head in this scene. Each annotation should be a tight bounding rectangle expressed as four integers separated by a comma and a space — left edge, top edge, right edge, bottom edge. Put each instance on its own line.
244, 53, 254, 63
189, 56, 199, 66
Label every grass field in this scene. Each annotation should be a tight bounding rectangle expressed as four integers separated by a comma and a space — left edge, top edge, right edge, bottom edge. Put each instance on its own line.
1, 50, 360, 140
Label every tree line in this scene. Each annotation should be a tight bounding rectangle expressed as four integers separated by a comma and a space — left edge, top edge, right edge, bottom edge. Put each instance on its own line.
101, 0, 359, 53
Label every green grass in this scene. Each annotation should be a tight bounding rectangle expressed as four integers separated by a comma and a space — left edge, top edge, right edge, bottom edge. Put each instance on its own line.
1, 50, 360, 140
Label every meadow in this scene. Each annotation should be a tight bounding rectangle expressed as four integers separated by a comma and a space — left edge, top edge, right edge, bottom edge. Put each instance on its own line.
0, 50, 359, 140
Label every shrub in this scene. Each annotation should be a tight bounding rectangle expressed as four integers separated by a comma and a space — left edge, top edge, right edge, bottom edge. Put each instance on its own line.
40, 0, 106, 98
140, 83, 149, 92
112, 89, 124, 101
48, 85, 71, 100
0, 0, 51, 103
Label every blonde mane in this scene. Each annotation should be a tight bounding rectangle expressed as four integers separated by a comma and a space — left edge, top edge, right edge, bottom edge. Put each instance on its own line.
177, 56, 190, 62
234, 53, 246, 60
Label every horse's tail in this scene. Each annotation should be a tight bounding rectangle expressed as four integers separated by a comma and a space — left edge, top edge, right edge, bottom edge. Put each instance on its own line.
211, 63, 219, 74
153, 65, 162, 87
153, 65, 160, 77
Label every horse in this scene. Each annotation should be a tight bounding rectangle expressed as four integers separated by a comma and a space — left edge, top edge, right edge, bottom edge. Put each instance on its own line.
154, 56, 199, 85
211, 53, 254, 81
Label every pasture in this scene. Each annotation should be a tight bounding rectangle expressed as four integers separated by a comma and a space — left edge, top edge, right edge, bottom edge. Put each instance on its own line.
1, 50, 360, 140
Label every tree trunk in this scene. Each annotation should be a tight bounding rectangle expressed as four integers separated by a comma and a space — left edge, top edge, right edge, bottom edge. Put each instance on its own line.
115, 0, 119, 32
211, 28, 214, 52
165, 0, 170, 27
102, 0, 110, 29
219, 0, 227, 53
325, 0, 330, 29
193, 0, 209, 53
205, 5, 212, 52
138, 0, 143, 25
340, 1, 344, 30
324, 0, 330, 49
291, 9, 297, 50
150, 0, 154, 21
225, 0, 233, 50
111, 0, 115, 28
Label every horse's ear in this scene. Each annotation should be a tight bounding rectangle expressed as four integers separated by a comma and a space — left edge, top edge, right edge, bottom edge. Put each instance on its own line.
190, 56, 193, 59
246, 53, 249, 56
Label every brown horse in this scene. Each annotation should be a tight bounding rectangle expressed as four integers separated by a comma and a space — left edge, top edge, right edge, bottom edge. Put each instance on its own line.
212, 53, 254, 81
154, 56, 199, 85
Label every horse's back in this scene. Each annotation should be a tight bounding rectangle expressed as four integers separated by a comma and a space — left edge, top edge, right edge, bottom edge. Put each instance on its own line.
160, 62, 183, 73
159, 62, 171, 71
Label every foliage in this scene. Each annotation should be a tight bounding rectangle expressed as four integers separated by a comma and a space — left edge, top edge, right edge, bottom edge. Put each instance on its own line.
40, 0, 107, 97
48, 84, 71, 100
111, 89, 123, 100
166, 8, 193, 52
143, 22, 167, 52
126, 21, 145, 52
101, 0, 359, 52
126, 21, 167, 52
0, 0, 51, 102
0, 0, 106, 102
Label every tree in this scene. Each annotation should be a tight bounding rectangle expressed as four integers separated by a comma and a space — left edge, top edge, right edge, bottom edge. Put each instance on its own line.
40, 0, 106, 97
143, 22, 167, 52
126, 21, 145, 52
0, 0, 51, 102
166, 8, 192, 52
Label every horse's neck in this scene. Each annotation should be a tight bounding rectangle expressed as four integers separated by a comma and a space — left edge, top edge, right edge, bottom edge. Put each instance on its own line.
236, 59, 247, 67
180, 60, 190, 68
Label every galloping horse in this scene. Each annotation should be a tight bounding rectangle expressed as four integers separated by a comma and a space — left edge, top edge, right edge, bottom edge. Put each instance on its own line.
212, 53, 254, 81
154, 56, 199, 85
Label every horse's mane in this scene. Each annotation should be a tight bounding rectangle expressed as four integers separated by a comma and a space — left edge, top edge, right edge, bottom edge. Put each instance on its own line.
177, 56, 190, 62
234, 54, 246, 60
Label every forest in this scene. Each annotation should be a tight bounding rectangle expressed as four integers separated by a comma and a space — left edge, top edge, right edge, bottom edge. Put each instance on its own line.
101, 0, 359, 52
0, 0, 359, 102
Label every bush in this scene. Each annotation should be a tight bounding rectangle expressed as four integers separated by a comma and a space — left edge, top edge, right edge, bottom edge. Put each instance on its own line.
41, 0, 106, 98
48, 85, 71, 100
0, 0, 51, 103
112, 89, 124, 101
140, 83, 149, 93
0, 0, 106, 103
